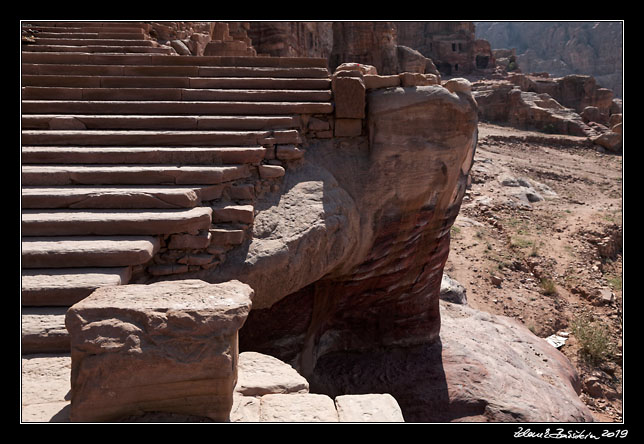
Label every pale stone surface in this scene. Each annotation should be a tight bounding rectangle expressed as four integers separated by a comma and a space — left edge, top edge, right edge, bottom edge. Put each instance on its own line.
21, 354, 71, 422
335, 394, 404, 422
259, 394, 339, 422
230, 393, 261, 422
258, 164, 285, 179
235, 351, 309, 396
65, 279, 253, 422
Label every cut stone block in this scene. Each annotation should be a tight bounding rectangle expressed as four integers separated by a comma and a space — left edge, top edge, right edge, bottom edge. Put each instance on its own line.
234, 351, 309, 396
211, 204, 254, 224
335, 394, 405, 422
259, 394, 339, 422
65, 279, 253, 422
258, 165, 285, 179
332, 75, 366, 119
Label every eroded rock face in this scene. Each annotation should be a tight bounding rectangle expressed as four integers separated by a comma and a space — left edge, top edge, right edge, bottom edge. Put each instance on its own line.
217, 85, 478, 376
308, 301, 594, 422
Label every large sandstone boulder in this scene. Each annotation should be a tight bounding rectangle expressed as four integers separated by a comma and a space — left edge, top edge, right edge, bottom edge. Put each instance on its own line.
309, 301, 594, 422
206, 84, 478, 377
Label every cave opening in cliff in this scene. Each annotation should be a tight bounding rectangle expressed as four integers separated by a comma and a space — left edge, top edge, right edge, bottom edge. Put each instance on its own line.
476, 55, 489, 69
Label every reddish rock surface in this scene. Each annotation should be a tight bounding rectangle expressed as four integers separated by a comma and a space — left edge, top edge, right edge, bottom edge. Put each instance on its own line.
308, 300, 593, 422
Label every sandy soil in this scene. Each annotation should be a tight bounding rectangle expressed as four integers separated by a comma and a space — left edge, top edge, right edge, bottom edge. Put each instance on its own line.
444, 123, 623, 422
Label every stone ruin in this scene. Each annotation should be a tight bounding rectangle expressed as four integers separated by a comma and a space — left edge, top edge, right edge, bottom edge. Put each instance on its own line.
21, 21, 600, 422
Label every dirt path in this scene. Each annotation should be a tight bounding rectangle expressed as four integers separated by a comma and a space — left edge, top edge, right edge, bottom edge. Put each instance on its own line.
445, 123, 623, 421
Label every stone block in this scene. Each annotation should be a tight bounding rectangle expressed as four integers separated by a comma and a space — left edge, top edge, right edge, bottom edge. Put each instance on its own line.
399, 72, 439, 87
212, 204, 255, 224
259, 394, 339, 422
168, 231, 211, 249
65, 279, 253, 422
209, 228, 245, 245
275, 144, 304, 160
334, 118, 362, 137
364, 74, 401, 90
332, 76, 366, 119
335, 394, 404, 422
259, 165, 285, 179
229, 184, 255, 200
234, 352, 309, 396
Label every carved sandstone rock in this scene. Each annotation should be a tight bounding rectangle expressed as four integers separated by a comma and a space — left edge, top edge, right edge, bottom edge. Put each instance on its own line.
65, 279, 253, 422
217, 84, 478, 375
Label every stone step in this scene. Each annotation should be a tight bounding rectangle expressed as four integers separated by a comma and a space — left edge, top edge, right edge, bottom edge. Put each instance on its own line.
21, 235, 161, 268
21, 86, 331, 102
24, 21, 150, 29
20, 52, 329, 69
22, 75, 331, 90
21, 185, 223, 209
22, 267, 131, 306
31, 38, 157, 47
21, 207, 213, 236
22, 164, 250, 186
22, 45, 176, 54
28, 32, 150, 40
21, 129, 300, 146
23, 64, 331, 78
22, 114, 298, 130
22, 100, 333, 115
21, 307, 70, 354
22, 25, 147, 34
22, 146, 266, 165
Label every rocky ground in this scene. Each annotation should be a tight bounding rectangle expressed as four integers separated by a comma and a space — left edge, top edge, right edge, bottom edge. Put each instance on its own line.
444, 122, 623, 422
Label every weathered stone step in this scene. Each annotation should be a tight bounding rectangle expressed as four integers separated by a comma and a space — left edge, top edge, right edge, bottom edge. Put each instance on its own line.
22, 74, 331, 90
22, 64, 331, 78
21, 235, 161, 268
28, 32, 149, 40
22, 25, 147, 34
21, 307, 70, 354
31, 38, 157, 47
22, 100, 333, 115
24, 21, 150, 29
22, 45, 176, 54
22, 267, 131, 306
20, 52, 329, 69
21, 185, 222, 209
22, 146, 266, 165
22, 207, 213, 236
21, 129, 300, 146
21, 86, 331, 102
22, 164, 250, 185
22, 114, 298, 130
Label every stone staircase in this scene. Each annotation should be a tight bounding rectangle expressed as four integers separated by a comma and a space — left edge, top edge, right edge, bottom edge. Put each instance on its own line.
21, 21, 333, 354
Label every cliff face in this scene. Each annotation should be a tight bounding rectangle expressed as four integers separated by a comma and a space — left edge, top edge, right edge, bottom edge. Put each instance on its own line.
246, 22, 334, 59
243, 21, 484, 76
475, 21, 623, 97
